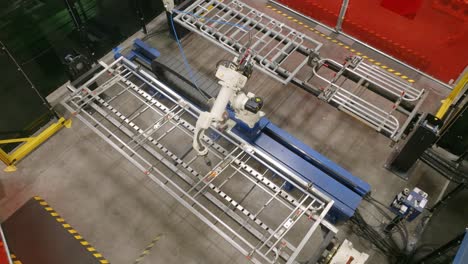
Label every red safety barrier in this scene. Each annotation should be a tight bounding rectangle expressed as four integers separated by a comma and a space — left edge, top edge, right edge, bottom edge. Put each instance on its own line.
275, 0, 468, 82
381, 0, 424, 19
433, 0, 468, 21
0, 240, 10, 264
277, 0, 341, 28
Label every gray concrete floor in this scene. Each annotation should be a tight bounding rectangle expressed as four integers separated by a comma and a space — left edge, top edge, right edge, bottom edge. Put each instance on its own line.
0, 1, 455, 264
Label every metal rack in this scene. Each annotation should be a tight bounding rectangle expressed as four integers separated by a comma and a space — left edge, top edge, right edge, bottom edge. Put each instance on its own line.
174, 0, 426, 141
311, 58, 425, 139
174, 0, 323, 84
62, 57, 336, 264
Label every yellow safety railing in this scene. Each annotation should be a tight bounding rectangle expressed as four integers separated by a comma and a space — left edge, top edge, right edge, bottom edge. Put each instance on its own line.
0, 117, 72, 172
436, 72, 468, 119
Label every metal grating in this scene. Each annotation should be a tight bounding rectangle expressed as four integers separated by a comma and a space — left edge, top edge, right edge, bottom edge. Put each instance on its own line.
61, 57, 336, 264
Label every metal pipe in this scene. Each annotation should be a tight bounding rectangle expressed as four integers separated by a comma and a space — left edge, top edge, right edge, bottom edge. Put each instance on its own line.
269, 0, 453, 90
335, 0, 349, 32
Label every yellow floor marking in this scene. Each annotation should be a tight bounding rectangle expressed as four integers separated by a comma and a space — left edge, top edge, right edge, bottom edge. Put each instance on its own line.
87, 247, 96, 252
34, 197, 111, 264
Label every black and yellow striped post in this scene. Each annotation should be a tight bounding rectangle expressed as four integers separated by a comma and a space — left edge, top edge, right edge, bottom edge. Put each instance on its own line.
33, 196, 111, 264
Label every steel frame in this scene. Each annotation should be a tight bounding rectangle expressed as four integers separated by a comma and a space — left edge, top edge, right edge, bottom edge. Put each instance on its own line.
174, 0, 323, 84
61, 57, 337, 264
173, 0, 426, 141
312, 58, 424, 139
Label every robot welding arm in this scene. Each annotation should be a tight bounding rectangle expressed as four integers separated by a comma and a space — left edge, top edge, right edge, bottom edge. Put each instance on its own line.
193, 63, 249, 155
162, 0, 175, 12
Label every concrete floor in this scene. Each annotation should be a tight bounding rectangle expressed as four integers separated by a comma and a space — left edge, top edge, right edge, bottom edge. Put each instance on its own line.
0, 1, 455, 263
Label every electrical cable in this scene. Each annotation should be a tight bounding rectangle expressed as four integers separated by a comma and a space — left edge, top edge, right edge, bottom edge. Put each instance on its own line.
168, 13, 209, 101
349, 195, 418, 263
172, 9, 253, 62
169, 9, 256, 102
364, 196, 409, 250
173, 9, 251, 31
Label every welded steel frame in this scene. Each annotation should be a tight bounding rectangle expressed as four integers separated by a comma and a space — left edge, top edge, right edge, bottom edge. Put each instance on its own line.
173, 0, 323, 84
61, 56, 337, 264
173, 0, 426, 141
311, 58, 425, 139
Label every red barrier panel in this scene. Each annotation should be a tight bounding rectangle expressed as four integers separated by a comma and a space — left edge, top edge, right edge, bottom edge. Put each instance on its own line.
276, 0, 342, 28
381, 0, 424, 19
276, 0, 468, 82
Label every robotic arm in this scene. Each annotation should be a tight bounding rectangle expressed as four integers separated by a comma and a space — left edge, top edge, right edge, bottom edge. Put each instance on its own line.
193, 57, 264, 155
162, 0, 175, 13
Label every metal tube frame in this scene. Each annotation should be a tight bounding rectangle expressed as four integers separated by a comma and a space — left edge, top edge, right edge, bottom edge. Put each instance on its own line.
61, 57, 337, 264
173, 0, 426, 142
174, 0, 323, 84
335, 0, 349, 32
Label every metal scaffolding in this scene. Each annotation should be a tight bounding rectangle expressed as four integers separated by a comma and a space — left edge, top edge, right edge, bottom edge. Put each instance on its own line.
61, 57, 337, 264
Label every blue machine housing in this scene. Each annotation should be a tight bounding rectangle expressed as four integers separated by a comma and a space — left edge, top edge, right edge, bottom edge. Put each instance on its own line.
229, 111, 371, 223
454, 230, 468, 264
122, 38, 371, 224
114, 39, 161, 64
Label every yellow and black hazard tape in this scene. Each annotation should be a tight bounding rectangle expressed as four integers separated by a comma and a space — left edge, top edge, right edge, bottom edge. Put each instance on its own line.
133, 234, 163, 264
33, 196, 110, 264
265, 5, 416, 83
11, 253, 23, 264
